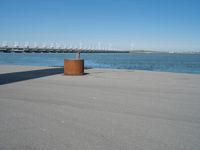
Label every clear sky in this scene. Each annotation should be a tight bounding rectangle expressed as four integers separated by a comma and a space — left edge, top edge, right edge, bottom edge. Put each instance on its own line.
0, 0, 200, 51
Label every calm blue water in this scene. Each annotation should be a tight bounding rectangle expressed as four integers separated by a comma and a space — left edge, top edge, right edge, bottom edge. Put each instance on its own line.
0, 52, 200, 74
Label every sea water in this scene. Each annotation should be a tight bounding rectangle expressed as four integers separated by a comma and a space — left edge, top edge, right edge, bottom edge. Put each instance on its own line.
0, 52, 200, 74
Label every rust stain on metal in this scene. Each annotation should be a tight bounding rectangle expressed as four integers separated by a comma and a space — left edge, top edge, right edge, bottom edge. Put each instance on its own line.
64, 59, 84, 75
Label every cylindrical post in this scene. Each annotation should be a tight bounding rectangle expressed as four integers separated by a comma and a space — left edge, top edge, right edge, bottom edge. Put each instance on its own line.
64, 59, 84, 75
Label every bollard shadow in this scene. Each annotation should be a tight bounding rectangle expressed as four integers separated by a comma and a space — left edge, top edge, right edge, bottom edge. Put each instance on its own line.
84, 67, 92, 75
83, 72, 90, 75
0, 67, 64, 85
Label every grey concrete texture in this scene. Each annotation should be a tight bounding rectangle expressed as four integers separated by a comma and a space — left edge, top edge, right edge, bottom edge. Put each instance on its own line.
0, 65, 200, 150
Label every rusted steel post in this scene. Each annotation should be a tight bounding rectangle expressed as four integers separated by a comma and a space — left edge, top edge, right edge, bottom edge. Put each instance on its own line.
64, 51, 84, 75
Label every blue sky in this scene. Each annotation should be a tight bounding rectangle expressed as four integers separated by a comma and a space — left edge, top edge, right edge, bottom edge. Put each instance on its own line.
0, 0, 200, 51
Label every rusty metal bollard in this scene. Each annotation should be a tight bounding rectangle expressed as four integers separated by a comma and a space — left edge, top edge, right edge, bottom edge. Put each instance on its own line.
64, 58, 84, 75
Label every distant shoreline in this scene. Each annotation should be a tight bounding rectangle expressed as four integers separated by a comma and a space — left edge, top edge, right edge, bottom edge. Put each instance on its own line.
129, 50, 200, 54
0, 50, 200, 54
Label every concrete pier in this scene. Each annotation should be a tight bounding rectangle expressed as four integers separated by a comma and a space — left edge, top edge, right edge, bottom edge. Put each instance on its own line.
0, 65, 200, 150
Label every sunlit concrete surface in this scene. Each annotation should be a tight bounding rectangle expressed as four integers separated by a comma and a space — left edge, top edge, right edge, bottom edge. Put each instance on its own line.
0, 65, 200, 150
